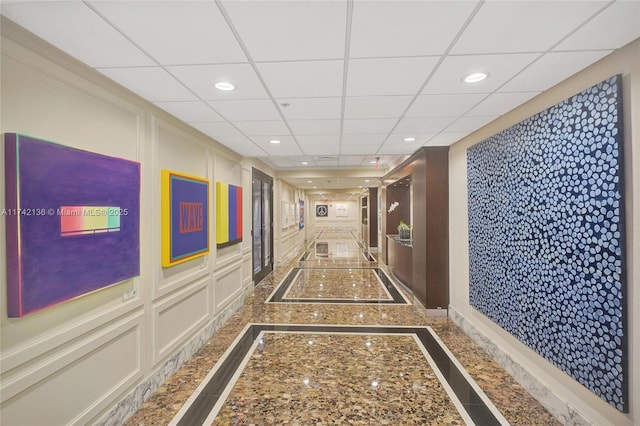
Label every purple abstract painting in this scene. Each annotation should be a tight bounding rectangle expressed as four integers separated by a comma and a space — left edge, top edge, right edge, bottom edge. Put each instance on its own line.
4, 133, 140, 317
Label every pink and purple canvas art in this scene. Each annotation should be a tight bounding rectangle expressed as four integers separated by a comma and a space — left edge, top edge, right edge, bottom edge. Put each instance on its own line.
4, 133, 140, 317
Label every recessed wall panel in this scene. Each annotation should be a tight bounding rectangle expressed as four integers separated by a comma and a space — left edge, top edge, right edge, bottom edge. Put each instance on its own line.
0, 324, 141, 425
215, 265, 242, 312
155, 282, 209, 360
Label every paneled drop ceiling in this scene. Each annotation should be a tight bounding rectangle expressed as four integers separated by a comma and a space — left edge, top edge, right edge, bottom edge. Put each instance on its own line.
2, 0, 639, 197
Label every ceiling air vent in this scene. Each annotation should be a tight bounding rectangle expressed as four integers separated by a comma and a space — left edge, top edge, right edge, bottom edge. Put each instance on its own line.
316, 156, 336, 161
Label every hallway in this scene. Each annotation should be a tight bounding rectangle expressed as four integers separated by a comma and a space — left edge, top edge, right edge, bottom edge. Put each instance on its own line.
125, 229, 559, 425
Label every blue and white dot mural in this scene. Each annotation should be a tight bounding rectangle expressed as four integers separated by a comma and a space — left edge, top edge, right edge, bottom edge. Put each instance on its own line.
467, 75, 627, 412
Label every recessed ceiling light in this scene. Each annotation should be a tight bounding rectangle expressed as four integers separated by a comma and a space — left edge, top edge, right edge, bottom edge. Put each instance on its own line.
301, 161, 308, 165
269, 139, 280, 144
364, 179, 370, 183
404, 137, 416, 142
463, 72, 488, 83
214, 81, 235, 91
370, 160, 377, 164
307, 180, 313, 183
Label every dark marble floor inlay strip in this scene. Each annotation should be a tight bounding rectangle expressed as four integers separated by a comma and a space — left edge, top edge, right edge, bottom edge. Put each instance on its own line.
171, 324, 508, 426
266, 267, 409, 304
363, 251, 375, 261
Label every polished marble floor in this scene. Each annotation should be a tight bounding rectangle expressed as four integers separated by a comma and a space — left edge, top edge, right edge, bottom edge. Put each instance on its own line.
125, 229, 560, 425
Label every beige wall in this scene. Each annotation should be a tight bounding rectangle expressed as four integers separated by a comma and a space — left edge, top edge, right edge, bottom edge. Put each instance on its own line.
274, 179, 307, 266
0, 20, 255, 425
311, 199, 360, 232
449, 39, 639, 424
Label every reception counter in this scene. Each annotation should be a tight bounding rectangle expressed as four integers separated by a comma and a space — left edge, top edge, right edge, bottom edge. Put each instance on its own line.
386, 235, 412, 290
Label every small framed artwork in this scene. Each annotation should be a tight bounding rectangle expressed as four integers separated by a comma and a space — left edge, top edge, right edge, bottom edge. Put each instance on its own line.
216, 182, 243, 248
281, 201, 289, 229
316, 204, 328, 217
162, 170, 209, 266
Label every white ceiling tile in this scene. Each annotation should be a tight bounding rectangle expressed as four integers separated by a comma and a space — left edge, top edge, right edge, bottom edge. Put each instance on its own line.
467, 92, 539, 116
406, 93, 487, 117
6, 0, 632, 181
287, 120, 341, 135
501, 51, 611, 93
250, 135, 296, 145
555, 1, 640, 51
288, 156, 316, 166
446, 116, 497, 133
302, 145, 341, 156
346, 57, 439, 96
98, 67, 196, 101
297, 135, 341, 146
190, 122, 244, 138
268, 157, 297, 168
341, 181, 363, 190
364, 156, 387, 167
451, 1, 608, 54
387, 133, 437, 146
278, 98, 342, 120
343, 119, 397, 135
344, 96, 413, 119
207, 99, 280, 121
167, 64, 269, 100
213, 136, 266, 157
422, 53, 539, 94
1, 2, 154, 68
234, 121, 290, 136
341, 144, 382, 155
259, 138, 303, 156
350, 1, 479, 58
155, 101, 224, 123
395, 117, 457, 134
342, 134, 387, 145
426, 132, 470, 146
314, 160, 340, 167
377, 141, 422, 155
339, 156, 366, 166
221, 0, 346, 61
257, 61, 344, 98
89, 1, 246, 65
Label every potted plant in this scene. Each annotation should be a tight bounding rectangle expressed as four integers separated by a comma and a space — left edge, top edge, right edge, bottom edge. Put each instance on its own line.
398, 220, 412, 240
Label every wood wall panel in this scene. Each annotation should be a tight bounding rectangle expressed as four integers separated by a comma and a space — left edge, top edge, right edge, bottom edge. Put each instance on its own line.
387, 237, 412, 290
382, 147, 449, 309
424, 150, 449, 308
368, 187, 378, 248
412, 155, 428, 305
380, 186, 387, 263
